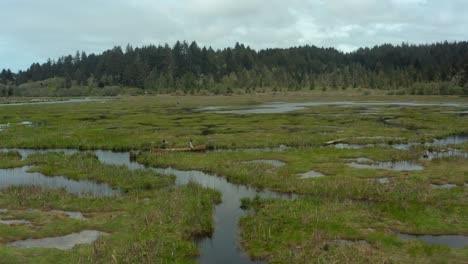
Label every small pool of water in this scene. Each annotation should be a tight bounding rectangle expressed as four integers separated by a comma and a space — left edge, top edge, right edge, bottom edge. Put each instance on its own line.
26, 208, 86, 220
0, 166, 119, 197
242, 159, 286, 167
50, 210, 86, 220
375, 178, 390, 184
348, 157, 374, 163
396, 232, 468, 248
0, 219, 31, 225
421, 150, 468, 161
8, 230, 108, 250
430, 183, 457, 189
347, 161, 424, 171
431, 135, 468, 146
298, 170, 324, 179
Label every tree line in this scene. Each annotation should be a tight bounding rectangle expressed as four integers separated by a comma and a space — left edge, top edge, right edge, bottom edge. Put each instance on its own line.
1, 41, 468, 96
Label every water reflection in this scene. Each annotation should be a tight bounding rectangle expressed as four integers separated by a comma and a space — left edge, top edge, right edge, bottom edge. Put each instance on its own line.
347, 161, 424, 171
8, 230, 108, 250
0, 98, 111, 107
298, 170, 325, 179
334, 135, 468, 150
0, 166, 118, 197
242, 159, 286, 167
200, 101, 468, 114
396, 232, 468, 248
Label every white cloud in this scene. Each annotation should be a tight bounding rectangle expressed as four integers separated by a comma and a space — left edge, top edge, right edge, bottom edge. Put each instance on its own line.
0, 0, 467, 71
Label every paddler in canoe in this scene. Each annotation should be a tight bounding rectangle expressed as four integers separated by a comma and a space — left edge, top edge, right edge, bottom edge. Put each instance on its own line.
151, 139, 207, 152
161, 139, 168, 149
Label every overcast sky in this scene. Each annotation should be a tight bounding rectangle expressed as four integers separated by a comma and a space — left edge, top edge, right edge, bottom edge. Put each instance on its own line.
1, 0, 467, 71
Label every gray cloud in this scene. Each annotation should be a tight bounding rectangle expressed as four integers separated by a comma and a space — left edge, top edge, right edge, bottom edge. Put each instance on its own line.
1, 0, 467, 71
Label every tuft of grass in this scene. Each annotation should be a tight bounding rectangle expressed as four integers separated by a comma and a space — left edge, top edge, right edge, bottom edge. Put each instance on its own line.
0, 151, 25, 168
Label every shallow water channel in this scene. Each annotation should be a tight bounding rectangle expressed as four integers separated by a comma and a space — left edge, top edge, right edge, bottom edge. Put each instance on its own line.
0, 166, 118, 197
396, 233, 468, 248
0, 98, 111, 107
200, 101, 468, 114
0, 149, 296, 263
334, 135, 468, 150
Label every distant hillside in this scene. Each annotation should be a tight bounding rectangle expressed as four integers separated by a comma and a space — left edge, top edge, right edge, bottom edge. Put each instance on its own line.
1, 41, 468, 96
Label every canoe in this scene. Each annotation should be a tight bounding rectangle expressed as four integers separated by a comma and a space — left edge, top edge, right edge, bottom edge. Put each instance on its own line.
323, 138, 346, 145
151, 145, 207, 152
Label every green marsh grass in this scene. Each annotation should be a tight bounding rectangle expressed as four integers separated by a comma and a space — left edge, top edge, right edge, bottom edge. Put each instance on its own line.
0, 95, 466, 150
0, 94, 466, 263
240, 198, 468, 263
0, 151, 25, 169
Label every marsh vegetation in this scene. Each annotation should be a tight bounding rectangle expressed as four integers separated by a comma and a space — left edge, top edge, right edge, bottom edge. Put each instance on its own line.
0, 94, 466, 263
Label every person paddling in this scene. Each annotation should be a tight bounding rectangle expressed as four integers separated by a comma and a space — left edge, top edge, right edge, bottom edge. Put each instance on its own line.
189, 139, 194, 149
161, 139, 168, 149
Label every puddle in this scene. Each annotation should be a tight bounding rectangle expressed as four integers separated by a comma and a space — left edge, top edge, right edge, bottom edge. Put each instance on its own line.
0, 219, 31, 225
0, 166, 119, 197
50, 210, 86, 220
298, 170, 324, 179
421, 150, 468, 160
347, 161, 424, 171
200, 102, 468, 114
375, 178, 390, 184
333, 135, 468, 150
8, 230, 108, 250
350, 157, 374, 163
396, 232, 468, 248
334, 143, 367, 149
335, 142, 414, 150
0, 98, 111, 107
20, 121, 34, 125
430, 184, 457, 189
431, 135, 468, 146
198, 106, 225, 111
242, 160, 286, 167
0, 209, 8, 213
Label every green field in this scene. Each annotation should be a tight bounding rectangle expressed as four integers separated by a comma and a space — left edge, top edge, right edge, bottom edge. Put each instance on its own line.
0, 93, 467, 263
